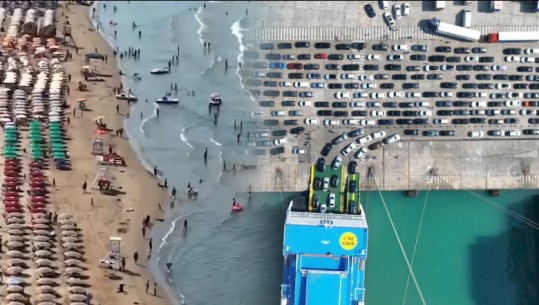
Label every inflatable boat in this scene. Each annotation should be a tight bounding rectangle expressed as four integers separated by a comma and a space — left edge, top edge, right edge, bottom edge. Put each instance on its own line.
115, 93, 138, 101
209, 93, 222, 105
232, 204, 243, 212
150, 67, 170, 75
155, 96, 179, 104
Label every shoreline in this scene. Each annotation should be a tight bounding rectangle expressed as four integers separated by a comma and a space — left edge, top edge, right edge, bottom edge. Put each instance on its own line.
54, 3, 173, 305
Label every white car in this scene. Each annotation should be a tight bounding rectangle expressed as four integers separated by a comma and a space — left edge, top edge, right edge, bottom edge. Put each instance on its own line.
343, 119, 360, 125
249, 111, 265, 118
465, 56, 478, 62
328, 193, 336, 208
383, 134, 401, 145
505, 100, 520, 107
350, 102, 365, 108
419, 110, 432, 117
291, 148, 306, 154
491, 65, 506, 71
361, 83, 377, 89
299, 101, 312, 106
406, 92, 421, 98
414, 101, 430, 107
388, 54, 404, 61
360, 120, 375, 126
354, 147, 367, 159
506, 130, 521, 137
357, 135, 373, 144
341, 74, 356, 80
441, 65, 455, 71
273, 138, 287, 145
323, 178, 330, 191
439, 92, 454, 98
393, 4, 402, 19
271, 110, 285, 116
294, 82, 309, 88
468, 131, 484, 138
366, 54, 381, 61
359, 75, 374, 81
380, 1, 389, 9
372, 131, 386, 139
348, 54, 361, 60
505, 56, 520, 62
525, 48, 539, 55
371, 111, 386, 117
393, 44, 408, 51
279, 81, 292, 87
304, 118, 319, 125
496, 83, 510, 89
332, 156, 342, 170
520, 109, 536, 116
433, 118, 449, 124
341, 143, 357, 156
370, 93, 385, 99
470, 101, 487, 107
383, 12, 395, 28
335, 92, 352, 99
521, 57, 534, 63
474, 92, 487, 98
402, 3, 410, 16
355, 92, 370, 99
388, 91, 405, 98
323, 119, 339, 126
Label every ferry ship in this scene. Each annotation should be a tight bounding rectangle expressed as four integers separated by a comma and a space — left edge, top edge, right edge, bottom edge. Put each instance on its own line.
281, 166, 368, 305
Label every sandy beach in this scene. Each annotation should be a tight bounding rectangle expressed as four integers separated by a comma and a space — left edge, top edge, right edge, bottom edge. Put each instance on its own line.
42, 3, 172, 305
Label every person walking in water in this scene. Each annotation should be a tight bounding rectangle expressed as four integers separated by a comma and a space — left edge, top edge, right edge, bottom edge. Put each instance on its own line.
183, 219, 188, 232
204, 147, 208, 161
166, 263, 173, 273
156, 108, 160, 118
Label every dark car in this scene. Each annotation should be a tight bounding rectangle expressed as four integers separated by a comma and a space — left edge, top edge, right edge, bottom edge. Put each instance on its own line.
435, 46, 452, 53
325, 64, 341, 70
452, 118, 470, 125
383, 102, 399, 108
290, 127, 305, 134
428, 55, 446, 62
317, 110, 333, 116
403, 110, 419, 116
411, 45, 428, 52
314, 101, 330, 107
479, 56, 495, 63
454, 47, 471, 54
530, 118, 539, 124
378, 119, 395, 125
287, 73, 303, 79
332, 102, 348, 108
475, 74, 492, 80
472, 47, 487, 53
316, 158, 326, 172
508, 75, 524, 81
457, 64, 473, 71
265, 53, 282, 60
336, 43, 351, 50
436, 101, 453, 107
348, 161, 358, 174
437, 110, 454, 116
332, 134, 348, 145
321, 143, 333, 157
457, 92, 474, 98
295, 41, 309, 48
380, 83, 395, 89
259, 101, 275, 107
277, 42, 292, 49
328, 83, 344, 89
314, 42, 331, 49
313, 177, 322, 190
473, 65, 489, 71
463, 83, 479, 89
524, 129, 539, 135
330, 175, 339, 188
283, 91, 298, 97
372, 43, 388, 51
422, 91, 439, 98
411, 74, 425, 80
328, 54, 344, 60
351, 110, 368, 117
503, 48, 521, 55
297, 54, 312, 60
517, 66, 533, 72
304, 64, 320, 70
325, 74, 337, 80
427, 73, 443, 80
423, 130, 439, 137
514, 83, 529, 89
413, 118, 429, 125
281, 101, 296, 106
263, 80, 278, 87
368, 142, 383, 150
344, 83, 359, 89
385, 64, 401, 71
446, 56, 461, 62
364, 3, 376, 17
399, 102, 414, 108
493, 74, 509, 81
267, 72, 283, 78
470, 118, 486, 124
348, 180, 358, 192
259, 43, 274, 50
284, 120, 299, 126
351, 42, 366, 50
504, 118, 520, 124
456, 74, 470, 81
403, 83, 419, 89
334, 111, 348, 117
410, 54, 427, 61
392, 74, 407, 80
404, 129, 419, 136
343, 64, 360, 71
387, 110, 401, 116
478, 83, 494, 89
440, 82, 457, 89
287, 63, 303, 70
397, 119, 413, 125
406, 65, 421, 72
363, 64, 379, 71
454, 110, 470, 116
263, 90, 280, 97
272, 130, 287, 137
348, 128, 364, 137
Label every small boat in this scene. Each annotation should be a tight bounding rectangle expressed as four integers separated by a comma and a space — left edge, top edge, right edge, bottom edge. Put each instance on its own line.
232, 204, 243, 212
150, 67, 170, 75
209, 93, 222, 105
115, 93, 138, 101
155, 96, 179, 104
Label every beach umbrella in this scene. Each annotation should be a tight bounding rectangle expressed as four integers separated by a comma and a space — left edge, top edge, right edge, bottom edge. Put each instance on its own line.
59, 219, 75, 226
96, 129, 107, 135
7, 223, 24, 230
7, 301, 25, 305
34, 250, 52, 258
33, 229, 53, 236
6, 241, 25, 249
61, 224, 77, 230
35, 259, 53, 267
6, 293, 25, 301
34, 242, 52, 249
5, 267, 23, 275
68, 294, 87, 302
63, 242, 82, 250
32, 212, 48, 219
33, 223, 50, 230
36, 278, 56, 286
33, 218, 50, 224
62, 236, 79, 243
8, 229, 25, 235
36, 267, 54, 276
6, 285, 23, 293
34, 235, 50, 242
67, 277, 85, 286
61, 230, 78, 237
64, 267, 83, 276
70, 302, 87, 305
64, 259, 82, 267
7, 236, 25, 242
59, 213, 73, 220
68, 286, 87, 294
36, 293, 56, 302
7, 217, 24, 224
64, 251, 82, 259
7, 258, 25, 266
6, 250, 24, 258
36, 285, 55, 294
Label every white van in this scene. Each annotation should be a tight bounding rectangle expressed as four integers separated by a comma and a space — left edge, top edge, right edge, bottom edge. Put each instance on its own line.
293, 82, 309, 88
463, 10, 471, 27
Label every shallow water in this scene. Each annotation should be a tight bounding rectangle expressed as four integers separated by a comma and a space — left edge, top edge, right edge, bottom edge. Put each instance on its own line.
94, 2, 539, 305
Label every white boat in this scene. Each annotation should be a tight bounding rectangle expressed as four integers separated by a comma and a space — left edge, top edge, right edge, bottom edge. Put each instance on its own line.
115, 93, 138, 101
209, 93, 222, 105
155, 96, 179, 104
150, 67, 170, 75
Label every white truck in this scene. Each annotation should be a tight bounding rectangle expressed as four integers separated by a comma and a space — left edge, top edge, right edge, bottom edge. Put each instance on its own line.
488, 31, 539, 43
429, 18, 480, 42
491, 1, 503, 11
435, 1, 445, 10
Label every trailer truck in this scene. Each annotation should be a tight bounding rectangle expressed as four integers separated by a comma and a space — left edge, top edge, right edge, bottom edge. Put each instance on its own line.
487, 32, 539, 43
429, 18, 481, 42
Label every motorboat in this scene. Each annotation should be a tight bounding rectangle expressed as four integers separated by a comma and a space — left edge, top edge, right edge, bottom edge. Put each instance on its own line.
150, 67, 170, 75
209, 93, 222, 105
115, 93, 138, 101
155, 96, 179, 104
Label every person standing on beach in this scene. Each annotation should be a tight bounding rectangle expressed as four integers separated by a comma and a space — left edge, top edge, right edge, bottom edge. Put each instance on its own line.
116, 104, 119, 114
133, 251, 139, 264
145, 280, 149, 293
82, 181, 87, 193
149, 238, 153, 252
121, 257, 126, 271
153, 282, 157, 296
153, 166, 158, 178
142, 226, 146, 238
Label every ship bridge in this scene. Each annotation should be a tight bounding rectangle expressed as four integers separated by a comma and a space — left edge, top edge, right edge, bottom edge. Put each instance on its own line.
281, 203, 368, 305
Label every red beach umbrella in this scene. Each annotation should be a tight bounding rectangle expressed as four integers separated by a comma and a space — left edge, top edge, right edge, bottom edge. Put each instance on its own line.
3, 195, 19, 201
3, 191, 19, 197
3, 181, 18, 187
5, 202, 21, 208
30, 202, 46, 208
5, 207, 22, 213
29, 181, 45, 187
31, 207, 46, 213
31, 197, 47, 203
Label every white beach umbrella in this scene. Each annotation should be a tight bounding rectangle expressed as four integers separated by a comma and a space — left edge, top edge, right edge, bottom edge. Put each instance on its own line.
59, 219, 74, 225
61, 224, 77, 230
63, 242, 83, 250
7, 217, 25, 224
8, 236, 26, 242
62, 236, 79, 243
68, 294, 87, 302
61, 230, 78, 237
68, 286, 87, 294
7, 302, 25, 305
7, 224, 24, 230
36, 285, 55, 294
33, 229, 53, 236
64, 251, 82, 259
6, 285, 23, 293
32, 212, 48, 218
6, 266, 23, 275
7, 229, 25, 236
65, 259, 82, 267
7, 258, 25, 266
70, 302, 87, 305
35, 258, 53, 267
7, 212, 24, 218
6, 241, 25, 249
36, 267, 54, 276
34, 250, 52, 258
34, 235, 50, 242
36, 278, 56, 286
33, 223, 51, 230
38, 302, 57, 305
7, 250, 24, 258
64, 267, 83, 276
67, 277, 85, 286
34, 242, 52, 249
34, 218, 50, 224
36, 294, 56, 302
6, 293, 25, 301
